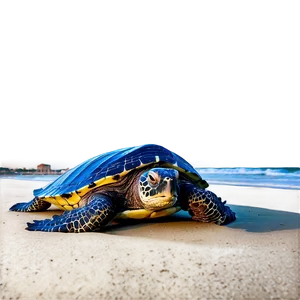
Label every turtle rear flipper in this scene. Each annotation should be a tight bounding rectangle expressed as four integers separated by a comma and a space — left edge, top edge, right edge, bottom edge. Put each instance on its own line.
10, 198, 51, 212
26, 194, 116, 232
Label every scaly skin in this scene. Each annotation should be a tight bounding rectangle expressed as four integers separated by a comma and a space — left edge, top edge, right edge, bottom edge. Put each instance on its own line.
10, 198, 51, 212
179, 182, 236, 225
26, 194, 116, 232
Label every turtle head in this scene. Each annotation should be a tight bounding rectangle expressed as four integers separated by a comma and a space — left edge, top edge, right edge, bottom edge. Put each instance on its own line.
138, 168, 179, 210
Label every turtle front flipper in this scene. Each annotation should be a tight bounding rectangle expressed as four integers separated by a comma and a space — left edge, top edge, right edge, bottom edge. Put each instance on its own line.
26, 194, 116, 232
10, 197, 51, 212
179, 182, 236, 225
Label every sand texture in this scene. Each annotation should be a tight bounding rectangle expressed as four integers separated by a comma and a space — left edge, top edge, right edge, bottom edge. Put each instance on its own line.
0, 179, 299, 299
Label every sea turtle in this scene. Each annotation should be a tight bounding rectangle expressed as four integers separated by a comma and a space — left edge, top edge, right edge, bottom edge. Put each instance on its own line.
10, 144, 236, 232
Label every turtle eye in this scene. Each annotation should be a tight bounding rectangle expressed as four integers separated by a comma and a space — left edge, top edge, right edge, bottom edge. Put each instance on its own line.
149, 174, 155, 182
148, 172, 158, 185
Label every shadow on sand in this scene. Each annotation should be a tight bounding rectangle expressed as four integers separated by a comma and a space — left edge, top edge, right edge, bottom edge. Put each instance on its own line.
104, 205, 300, 234
226, 204, 300, 232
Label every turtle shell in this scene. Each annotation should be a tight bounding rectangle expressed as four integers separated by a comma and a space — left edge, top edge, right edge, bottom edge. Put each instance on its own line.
34, 144, 208, 210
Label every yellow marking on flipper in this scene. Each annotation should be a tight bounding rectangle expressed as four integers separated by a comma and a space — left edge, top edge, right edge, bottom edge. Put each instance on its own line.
54, 196, 69, 206
149, 206, 181, 218
43, 193, 81, 210
115, 209, 153, 219
44, 196, 60, 206
65, 192, 81, 205
63, 205, 73, 211
44, 196, 78, 211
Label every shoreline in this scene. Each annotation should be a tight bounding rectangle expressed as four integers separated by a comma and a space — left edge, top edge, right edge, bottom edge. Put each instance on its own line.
208, 180, 300, 191
0, 175, 300, 191
0, 178, 300, 212
1, 178, 299, 299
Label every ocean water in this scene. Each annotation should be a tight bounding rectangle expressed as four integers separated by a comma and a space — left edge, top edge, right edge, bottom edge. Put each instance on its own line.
0, 175, 60, 182
1, 168, 299, 190
196, 167, 300, 190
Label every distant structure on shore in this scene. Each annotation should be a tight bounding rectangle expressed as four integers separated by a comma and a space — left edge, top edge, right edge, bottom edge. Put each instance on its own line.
37, 164, 51, 174
0, 165, 69, 176
61, 168, 69, 173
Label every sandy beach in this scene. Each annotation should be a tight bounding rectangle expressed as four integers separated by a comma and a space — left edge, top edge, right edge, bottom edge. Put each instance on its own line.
0, 178, 299, 300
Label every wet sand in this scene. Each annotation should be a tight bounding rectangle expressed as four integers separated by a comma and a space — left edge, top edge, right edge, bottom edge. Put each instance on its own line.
0, 179, 299, 299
